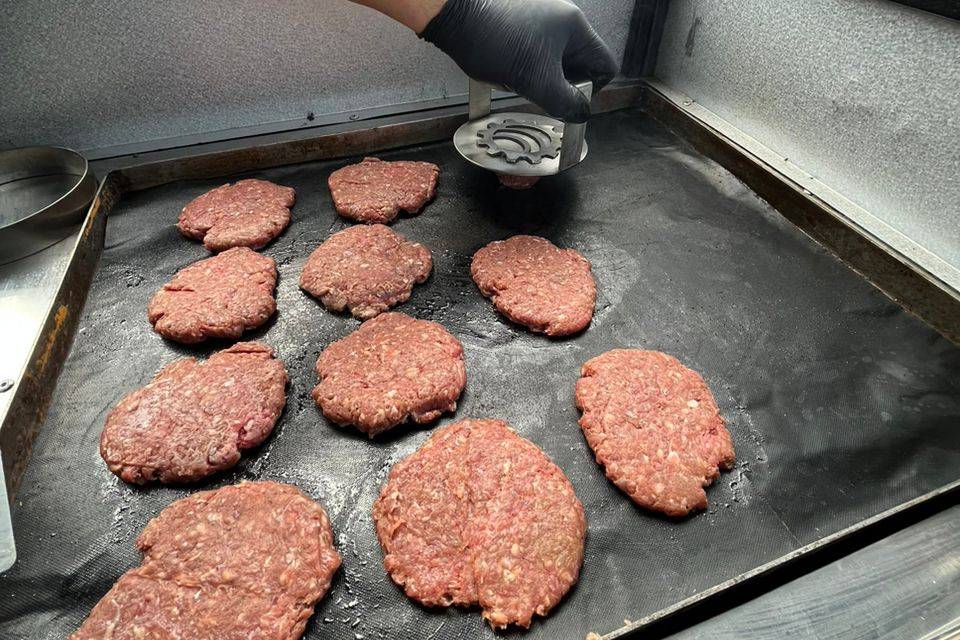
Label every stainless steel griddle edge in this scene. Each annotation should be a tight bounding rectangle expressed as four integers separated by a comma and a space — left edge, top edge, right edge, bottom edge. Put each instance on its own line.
639, 81, 960, 344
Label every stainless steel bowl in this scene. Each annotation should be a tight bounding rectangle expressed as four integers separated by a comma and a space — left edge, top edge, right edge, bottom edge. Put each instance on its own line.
0, 146, 98, 265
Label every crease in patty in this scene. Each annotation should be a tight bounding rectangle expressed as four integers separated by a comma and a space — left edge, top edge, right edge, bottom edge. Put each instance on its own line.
373, 419, 585, 629
178, 179, 295, 252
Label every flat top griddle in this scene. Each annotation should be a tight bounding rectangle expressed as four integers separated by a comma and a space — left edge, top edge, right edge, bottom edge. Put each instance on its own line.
1, 109, 959, 640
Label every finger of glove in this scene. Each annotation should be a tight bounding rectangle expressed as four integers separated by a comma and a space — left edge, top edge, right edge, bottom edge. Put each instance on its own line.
515, 64, 592, 123
563, 18, 619, 91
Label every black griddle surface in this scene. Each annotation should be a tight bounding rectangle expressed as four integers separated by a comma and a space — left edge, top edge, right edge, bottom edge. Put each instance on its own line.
2, 109, 959, 639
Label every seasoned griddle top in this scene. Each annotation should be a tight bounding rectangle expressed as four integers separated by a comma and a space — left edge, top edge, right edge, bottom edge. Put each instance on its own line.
1, 109, 959, 639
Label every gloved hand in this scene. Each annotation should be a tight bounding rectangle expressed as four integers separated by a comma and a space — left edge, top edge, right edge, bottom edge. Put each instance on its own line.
420, 0, 619, 123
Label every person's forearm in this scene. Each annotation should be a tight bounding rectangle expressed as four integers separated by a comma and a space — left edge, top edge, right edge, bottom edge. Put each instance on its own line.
349, 0, 445, 33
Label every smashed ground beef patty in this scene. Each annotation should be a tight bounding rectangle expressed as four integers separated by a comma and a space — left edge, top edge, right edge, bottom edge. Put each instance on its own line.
299, 224, 432, 320
147, 247, 277, 344
471, 235, 595, 337
178, 178, 295, 252
100, 342, 287, 484
328, 157, 439, 224
71, 482, 341, 640
575, 349, 735, 517
70, 573, 315, 640
373, 419, 585, 629
313, 312, 465, 437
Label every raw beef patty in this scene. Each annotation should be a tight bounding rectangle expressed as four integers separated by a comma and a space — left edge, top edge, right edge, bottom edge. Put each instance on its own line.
100, 342, 288, 484
299, 224, 431, 320
178, 178, 295, 252
373, 419, 585, 629
148, 246, 277, 344
575, 349, 735, 517
471, 235, 596, 337
497, 174, 540, 190
328, 157, 439, 224
71, 481, 341, 640
313, 312, 465, 437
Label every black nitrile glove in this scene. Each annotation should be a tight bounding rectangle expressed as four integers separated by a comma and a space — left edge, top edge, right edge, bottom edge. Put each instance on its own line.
420, 0, 619, 123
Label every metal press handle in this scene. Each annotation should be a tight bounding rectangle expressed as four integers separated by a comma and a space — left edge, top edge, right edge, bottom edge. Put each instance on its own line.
468, 78, 493, 120
558, 81, 592, 171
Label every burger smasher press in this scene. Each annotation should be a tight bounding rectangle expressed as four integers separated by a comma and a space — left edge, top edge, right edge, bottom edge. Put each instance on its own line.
453, 79, 592, 179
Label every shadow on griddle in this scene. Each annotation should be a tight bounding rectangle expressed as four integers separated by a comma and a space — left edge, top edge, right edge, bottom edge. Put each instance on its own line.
460, 166, 582, 237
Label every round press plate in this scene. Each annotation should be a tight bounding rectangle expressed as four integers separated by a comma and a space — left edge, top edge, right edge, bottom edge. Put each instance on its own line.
454, 113, 588, 177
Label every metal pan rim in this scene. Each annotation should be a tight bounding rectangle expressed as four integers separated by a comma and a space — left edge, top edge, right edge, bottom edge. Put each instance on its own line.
0, 146, 92, 232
